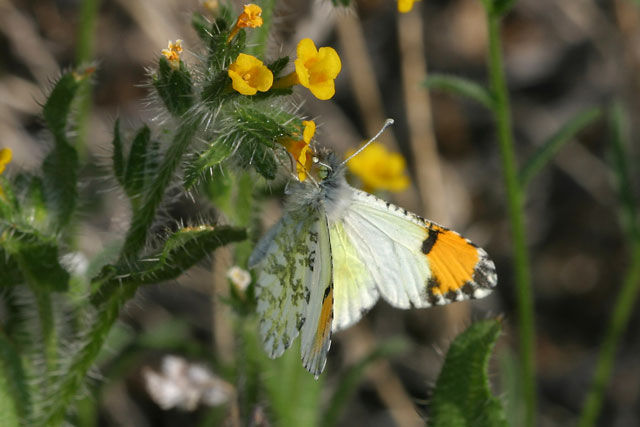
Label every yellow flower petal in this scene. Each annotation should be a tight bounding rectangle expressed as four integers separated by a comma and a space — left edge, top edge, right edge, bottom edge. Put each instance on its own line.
284, 139, 312, 181
228, 53, 273, 95
294, 38, 341, 100
307, 79, 335, 101
346, 142, 409, 192
161, 39, 183, 69
398, 0, 418, 13
237, 4, 263, 28
0, 148, 12, 175
302, 120, 316, 144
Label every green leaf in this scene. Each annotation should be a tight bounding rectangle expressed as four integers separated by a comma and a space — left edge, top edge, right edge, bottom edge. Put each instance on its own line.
429, 319, 506, 427
0, 331, 30, 423
201, 71, 231, 105
42, 72, 81, 228
424, 74, 495, 110
43, 73, 81, 141
105, 225, 246, 288
154, 57, 194, 116
237, 140, 277, 180
330, 0, 351, 6
112, 119, 125, 187
184, 138, 235, 189
0, 176, 18, 220
124, 125, 151, 198
25, 176, 48, 227
267, 56, 290, 79
322, 338, 408, 427
519, 107, 602, 187
192, 12, 213, 43
8, 230, 70, 292
0, 249, 23, 286
208, 19, 246, 72
203, 165, 233, 216
42, 143, 78, 228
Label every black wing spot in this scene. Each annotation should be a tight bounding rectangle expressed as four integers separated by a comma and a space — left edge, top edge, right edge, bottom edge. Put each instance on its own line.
323, 285, 331, 299
461, 281, 475, 296
421, 227, 441, 255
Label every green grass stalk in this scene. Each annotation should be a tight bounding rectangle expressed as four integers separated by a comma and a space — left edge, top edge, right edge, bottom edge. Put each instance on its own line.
578, 103, 640, 427
247, 0, 276, 59
485, 12, 536, 427
75, 0, 101, 158
578, 243, 640, 427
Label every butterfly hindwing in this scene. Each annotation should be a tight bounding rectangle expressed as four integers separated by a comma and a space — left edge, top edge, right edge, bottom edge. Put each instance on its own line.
329, 220, 379, 332
249, 209, 319, 359
337, 188, 496, 308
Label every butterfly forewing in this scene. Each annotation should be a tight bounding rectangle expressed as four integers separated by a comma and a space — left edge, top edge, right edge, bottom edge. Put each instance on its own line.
338, 189, 497, 307
299, 211, 333, 377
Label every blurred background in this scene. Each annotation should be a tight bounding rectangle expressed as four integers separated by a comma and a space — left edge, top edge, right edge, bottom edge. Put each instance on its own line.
1, 0, 639, 425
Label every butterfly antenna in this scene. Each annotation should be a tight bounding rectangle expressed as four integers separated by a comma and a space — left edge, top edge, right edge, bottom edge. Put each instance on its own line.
340, 118, 395, 166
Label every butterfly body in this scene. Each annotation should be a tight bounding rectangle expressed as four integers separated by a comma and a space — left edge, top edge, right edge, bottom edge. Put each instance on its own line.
249, 149, 497, 377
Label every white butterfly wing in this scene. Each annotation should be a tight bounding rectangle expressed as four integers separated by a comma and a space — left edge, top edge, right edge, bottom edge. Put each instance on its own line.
332, 188, 496, 319
249, 206, 334, 376
299, 211, 333, 377
329, 220, 379, 331
249, 211, 316, 359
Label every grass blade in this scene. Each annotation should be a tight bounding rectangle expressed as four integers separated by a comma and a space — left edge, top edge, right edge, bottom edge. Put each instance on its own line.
519, 107, 602, 187
424, 74, 495, 110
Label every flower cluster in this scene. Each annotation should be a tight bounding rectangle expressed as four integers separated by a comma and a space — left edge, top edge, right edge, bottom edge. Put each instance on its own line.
346, 142, 409, 193
227, 3, 263, 41
228, 37, 341, 101
161, 39, 183, 69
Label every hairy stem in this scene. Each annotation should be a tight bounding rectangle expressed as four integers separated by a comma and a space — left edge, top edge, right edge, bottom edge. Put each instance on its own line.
486, 12, 536, 427
120, 118, 199, 259
45, 285, 136, 425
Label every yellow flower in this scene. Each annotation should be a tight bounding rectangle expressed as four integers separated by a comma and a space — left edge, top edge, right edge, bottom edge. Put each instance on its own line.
295, 38, 341, 100
228, 4, 263, 42
228, 54, 273, 95
398, 0, 420, 13
284, 120, 316, 181
0, 148, 12, 175
273, 39, 341, 100
161, 39, 183, 69
346, 142, 409, 192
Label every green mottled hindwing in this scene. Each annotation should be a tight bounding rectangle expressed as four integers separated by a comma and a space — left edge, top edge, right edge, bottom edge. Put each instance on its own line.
250, 206, 321, 359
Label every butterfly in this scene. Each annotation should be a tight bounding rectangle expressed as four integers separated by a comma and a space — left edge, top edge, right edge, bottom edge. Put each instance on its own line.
248, 121, 497, 377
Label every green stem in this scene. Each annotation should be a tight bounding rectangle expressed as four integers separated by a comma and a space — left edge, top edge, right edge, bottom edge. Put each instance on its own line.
120, 118, 199, 259
75, 0, 100, 159
247, 0, 276, 59
578, 243, 640, 427
45, 285, 136, 425
34, 291, 57, 383
486, 12, 536, 427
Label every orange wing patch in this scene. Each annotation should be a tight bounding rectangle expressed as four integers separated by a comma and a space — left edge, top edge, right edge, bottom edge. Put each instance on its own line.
314, 286, 333, 352
302, 284, 333, 377
421, 224, 494, 304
